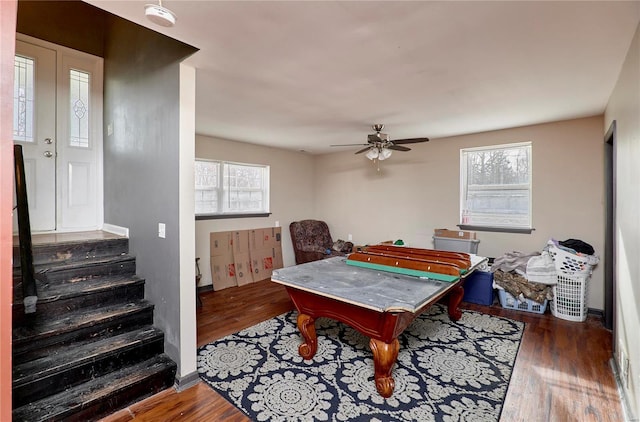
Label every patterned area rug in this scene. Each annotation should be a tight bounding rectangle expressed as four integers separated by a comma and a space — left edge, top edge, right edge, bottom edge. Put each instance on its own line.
198, 304, 524, 421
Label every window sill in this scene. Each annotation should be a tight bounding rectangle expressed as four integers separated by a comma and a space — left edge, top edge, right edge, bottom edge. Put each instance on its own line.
196, 212, 272, 221
457, 225, 534, 234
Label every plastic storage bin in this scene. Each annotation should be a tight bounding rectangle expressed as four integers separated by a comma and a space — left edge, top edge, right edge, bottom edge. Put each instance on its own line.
550, 274, 590, 322
463, 271, 494, 305
433, 236, 479, 254
498, 289, 548, 314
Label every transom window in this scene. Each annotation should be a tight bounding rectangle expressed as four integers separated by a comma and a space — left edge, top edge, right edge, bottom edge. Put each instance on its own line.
460, 142, 532, 231
195, 159, 270, 216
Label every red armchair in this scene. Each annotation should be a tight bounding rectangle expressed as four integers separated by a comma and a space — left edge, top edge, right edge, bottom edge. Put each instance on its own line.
289, 220, 353, 265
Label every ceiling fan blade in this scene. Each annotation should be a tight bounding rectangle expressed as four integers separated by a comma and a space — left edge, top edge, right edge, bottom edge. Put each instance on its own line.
355, 146, 372, 154
391, 137, 430, 145
330, 143, 370, 147
388, 145, 411, 152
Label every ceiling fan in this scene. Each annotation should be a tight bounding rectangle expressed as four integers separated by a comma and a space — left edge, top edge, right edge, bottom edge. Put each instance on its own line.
331, 124, 429, 162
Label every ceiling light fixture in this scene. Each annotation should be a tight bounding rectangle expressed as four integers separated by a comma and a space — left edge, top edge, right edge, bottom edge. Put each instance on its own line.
145, 0, 176, 27
365, 145, 393, 172
378, 148, 392, 161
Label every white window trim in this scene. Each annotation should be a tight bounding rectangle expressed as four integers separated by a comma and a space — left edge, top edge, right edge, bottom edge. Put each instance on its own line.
460, 141, 533, 233
195, 159, 270, 218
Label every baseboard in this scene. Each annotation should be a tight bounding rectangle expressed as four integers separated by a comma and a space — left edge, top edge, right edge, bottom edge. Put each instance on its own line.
174, 370, 200, 392
587, 307, 604, 319
197, 285, 213, 294
102, 223, 129, 237
610, 358, 638, 421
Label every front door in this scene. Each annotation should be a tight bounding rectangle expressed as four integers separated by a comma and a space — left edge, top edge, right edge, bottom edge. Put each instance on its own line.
14, 36, 103, 232
13, 40, 56, 231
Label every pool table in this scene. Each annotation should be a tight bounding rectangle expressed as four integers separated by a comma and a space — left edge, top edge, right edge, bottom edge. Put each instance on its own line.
271, 255, 485, 398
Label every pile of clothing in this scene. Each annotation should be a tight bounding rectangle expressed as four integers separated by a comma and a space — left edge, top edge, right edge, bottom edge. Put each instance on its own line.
492, 250, 556, 304
491, 238, 596, 304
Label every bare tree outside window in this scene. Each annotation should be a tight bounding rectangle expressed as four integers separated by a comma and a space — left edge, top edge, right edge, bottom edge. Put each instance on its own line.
195, 159, 269, 216
461, 142, 532, 229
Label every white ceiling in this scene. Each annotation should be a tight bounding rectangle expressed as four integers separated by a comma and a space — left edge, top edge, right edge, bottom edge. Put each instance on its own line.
85, 1, 640, 154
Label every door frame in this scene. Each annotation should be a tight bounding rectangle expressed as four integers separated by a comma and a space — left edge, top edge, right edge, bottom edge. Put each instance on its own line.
604, 120, 616, 334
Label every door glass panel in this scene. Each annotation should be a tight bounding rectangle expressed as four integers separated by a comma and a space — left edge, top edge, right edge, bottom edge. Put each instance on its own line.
13, 56, 35, 143
69, 69, 90, 148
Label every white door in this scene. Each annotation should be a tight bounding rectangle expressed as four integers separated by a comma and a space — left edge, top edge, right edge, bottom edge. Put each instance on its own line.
14, 36, 103, 232
13, 41, 57, 231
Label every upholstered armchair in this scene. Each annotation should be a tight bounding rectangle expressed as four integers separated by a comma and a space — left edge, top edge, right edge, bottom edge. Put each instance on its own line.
289, 220, 353, 265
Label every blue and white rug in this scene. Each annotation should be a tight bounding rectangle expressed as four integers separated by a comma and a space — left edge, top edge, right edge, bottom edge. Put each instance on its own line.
198, 304, 523, 421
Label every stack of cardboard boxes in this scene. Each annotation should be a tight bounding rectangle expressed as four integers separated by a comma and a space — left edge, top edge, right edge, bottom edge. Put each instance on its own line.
210, 227, 283, 291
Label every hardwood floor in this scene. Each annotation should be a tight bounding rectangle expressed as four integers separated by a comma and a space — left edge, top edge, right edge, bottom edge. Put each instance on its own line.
100, 280, 624, 422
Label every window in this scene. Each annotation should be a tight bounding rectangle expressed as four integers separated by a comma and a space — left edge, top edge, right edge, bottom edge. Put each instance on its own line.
460, 142, 532, 231
195, 159, 270, 217
13, 55, 35, 143
69, 69, 90, 148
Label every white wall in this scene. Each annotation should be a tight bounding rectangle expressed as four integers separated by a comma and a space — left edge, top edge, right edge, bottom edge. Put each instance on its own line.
314, 116, 606, 309
605, 20, 640, 419
195, 135, 316, 287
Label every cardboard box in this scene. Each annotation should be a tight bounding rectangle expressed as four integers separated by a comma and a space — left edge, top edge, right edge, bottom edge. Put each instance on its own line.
210, 254, 237, 290
250, 246, 285, 281
262, 227, 282, 248
234, 252, 254, 286
249, 227, 282, 250
434, 228, 476, 240
248, 229, 263, 251
210, 227, 283, 287
232, 230, 250, 255
273, 247, 283, 269
250, 248, 270, 281
210, 232, 233, 257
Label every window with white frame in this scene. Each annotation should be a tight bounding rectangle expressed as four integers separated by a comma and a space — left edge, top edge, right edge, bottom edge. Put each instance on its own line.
460, 142, 532, 230
195, 159, 270, 216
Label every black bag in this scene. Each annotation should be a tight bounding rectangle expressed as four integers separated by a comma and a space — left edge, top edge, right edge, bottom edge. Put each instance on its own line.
559, 239, 594, 255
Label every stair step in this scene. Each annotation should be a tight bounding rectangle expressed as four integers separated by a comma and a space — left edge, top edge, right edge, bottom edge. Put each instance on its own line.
13, 275, 145, 324
14, 254, 137, 285
38, 254, 137, 282
13, 300, 154, 363
13, 326, 165, 408
12, 354, 177, 422
13, 237, 129, 267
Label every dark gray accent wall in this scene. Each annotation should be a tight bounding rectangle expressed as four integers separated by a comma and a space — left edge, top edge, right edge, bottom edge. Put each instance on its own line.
17, 0, 105, 56
102, 16, 196, 370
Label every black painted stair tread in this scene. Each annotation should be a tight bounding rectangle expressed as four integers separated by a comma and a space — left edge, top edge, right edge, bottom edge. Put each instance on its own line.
16, 274, 144, 304
14, 326, 164, 384
13, 254, 136, 279
36, 254, 136, 277
13, 300, 154, 349
13, 237, 129, 267
12, 354, 177, 422
13, 327, 166, 407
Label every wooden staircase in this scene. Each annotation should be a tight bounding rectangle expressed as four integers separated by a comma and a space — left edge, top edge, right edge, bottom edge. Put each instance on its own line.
12, 232, 176, 421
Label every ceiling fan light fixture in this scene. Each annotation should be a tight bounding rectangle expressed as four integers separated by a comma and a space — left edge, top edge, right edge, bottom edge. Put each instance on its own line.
378, 148, 392, 160
145, 1, 176, 27
365, 148, 379, 160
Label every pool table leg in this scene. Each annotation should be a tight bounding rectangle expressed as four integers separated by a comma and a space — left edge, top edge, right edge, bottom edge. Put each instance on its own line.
448, 284, 464, 321
370, 338, 400, 398
297, 313, 318, 359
